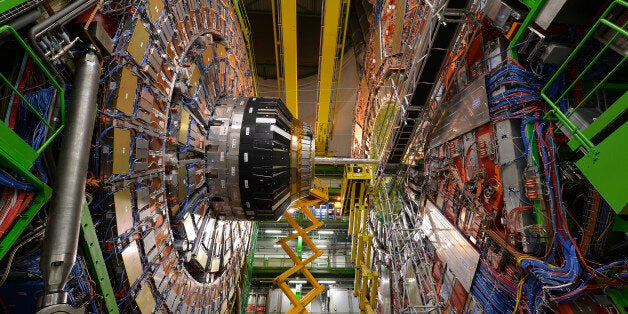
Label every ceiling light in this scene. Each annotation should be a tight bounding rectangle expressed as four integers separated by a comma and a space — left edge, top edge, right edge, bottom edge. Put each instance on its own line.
288, 280, 306, 284
273, 244, 282, 248
318, 245, 327, 248
318, 230, 334, 235
318, 280, 336, 284
265, 229, 282, 234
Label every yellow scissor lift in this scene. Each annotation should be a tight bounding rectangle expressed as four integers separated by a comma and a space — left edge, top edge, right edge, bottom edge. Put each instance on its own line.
272, 177, 329, 314
341, 165, 379, 313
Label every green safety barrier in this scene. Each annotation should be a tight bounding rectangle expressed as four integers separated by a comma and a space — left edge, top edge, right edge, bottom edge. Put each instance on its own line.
0, 24, 65, 261
539, 0, 628, 214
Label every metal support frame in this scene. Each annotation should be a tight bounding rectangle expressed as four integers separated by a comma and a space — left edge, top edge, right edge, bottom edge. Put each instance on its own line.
350, 204, 379, 314
279, 0, 298, 116
374, 177, 440, 313
328, 0, 351, 145
270, 0, 283, 97
314, 157, 380, 165
315, 0, 343, 155
79, 203, 118, 313
508, 0, 547, 60
273, 183, 329, 314
0, 25, 64, 261
342, 163, 382, 313
540, 0, 628, 214
38, 48, 100, 310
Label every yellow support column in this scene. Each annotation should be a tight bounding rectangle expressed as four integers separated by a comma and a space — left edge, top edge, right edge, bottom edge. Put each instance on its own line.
315, 0, 343, 155
280, 0, 298, 116
271, 0, 283, 98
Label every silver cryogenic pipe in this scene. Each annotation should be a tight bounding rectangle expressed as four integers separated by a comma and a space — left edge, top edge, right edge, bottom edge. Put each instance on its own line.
313, 157, 380, 165
38, 49, 100, 310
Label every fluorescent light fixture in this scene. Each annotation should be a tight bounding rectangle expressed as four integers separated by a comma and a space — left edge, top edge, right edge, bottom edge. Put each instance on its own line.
288, 280, 306, 284
265, 229, 282, 234
317, 230, 334, 235
292, 230, 297, 234
318, 280, 336, 284
273, 244, 282, 248
317, 245, 327, 248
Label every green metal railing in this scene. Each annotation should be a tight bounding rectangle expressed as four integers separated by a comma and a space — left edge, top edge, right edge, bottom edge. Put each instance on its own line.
80, 203, 119, 313
0, 25, 65, 156
540, 0, 627, 155
0, 25, 66, 261
509, 0, 547, 60
539, 0, 628, 214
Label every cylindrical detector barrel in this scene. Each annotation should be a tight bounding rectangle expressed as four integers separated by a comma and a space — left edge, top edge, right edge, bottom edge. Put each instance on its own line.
207, 97, 314, 221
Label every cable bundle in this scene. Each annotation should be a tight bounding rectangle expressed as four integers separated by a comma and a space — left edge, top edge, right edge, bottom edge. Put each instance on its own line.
517, 123, 628, 308
470, 260, 518, 314
485, 60, 544, 122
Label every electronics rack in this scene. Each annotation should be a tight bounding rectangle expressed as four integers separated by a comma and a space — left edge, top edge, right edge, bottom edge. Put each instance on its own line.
353, 0, 628, 313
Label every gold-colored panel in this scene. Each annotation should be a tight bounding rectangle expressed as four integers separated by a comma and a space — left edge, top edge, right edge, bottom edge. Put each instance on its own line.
147, 0, 164, 24
113, 128, 131, 174
228, 54, 236, 68
135, 282, 156, 314
128, 20, 149, 64
202, 46, 214, 66
115, 67, 138, 115
177, 164, 187, 201
188, 64, 200, 95
216, 44, 226, 58
121, 241, 143, 286
177, 109, 190, 144
114, 188, 133, 235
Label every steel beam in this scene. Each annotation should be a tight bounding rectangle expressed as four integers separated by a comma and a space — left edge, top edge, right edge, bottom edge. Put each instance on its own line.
280, 0, 298, 116
315, 157, 379, 165
80, 203, 119, 313
315, 0, 342, 155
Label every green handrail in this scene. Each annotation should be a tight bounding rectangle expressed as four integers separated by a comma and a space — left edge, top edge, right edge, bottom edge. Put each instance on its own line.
540, 0, 628, 155
509, 0, 547, 60
0, 25, 63, 261
0, 25, 66, 155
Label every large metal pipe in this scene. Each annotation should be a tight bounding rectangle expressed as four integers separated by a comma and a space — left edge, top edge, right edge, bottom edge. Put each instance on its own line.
314, 157, 379, 165
0, 10, 42, 42
27, 0, 97, 87
38, 48, 100, 310
29, 0, 97, 186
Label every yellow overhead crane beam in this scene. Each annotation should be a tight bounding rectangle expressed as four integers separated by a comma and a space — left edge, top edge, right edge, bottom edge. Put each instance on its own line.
271, 0, 282, 98
280, 0, 299, 116
330, 0, 352, 147
315, 0, 343, 155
